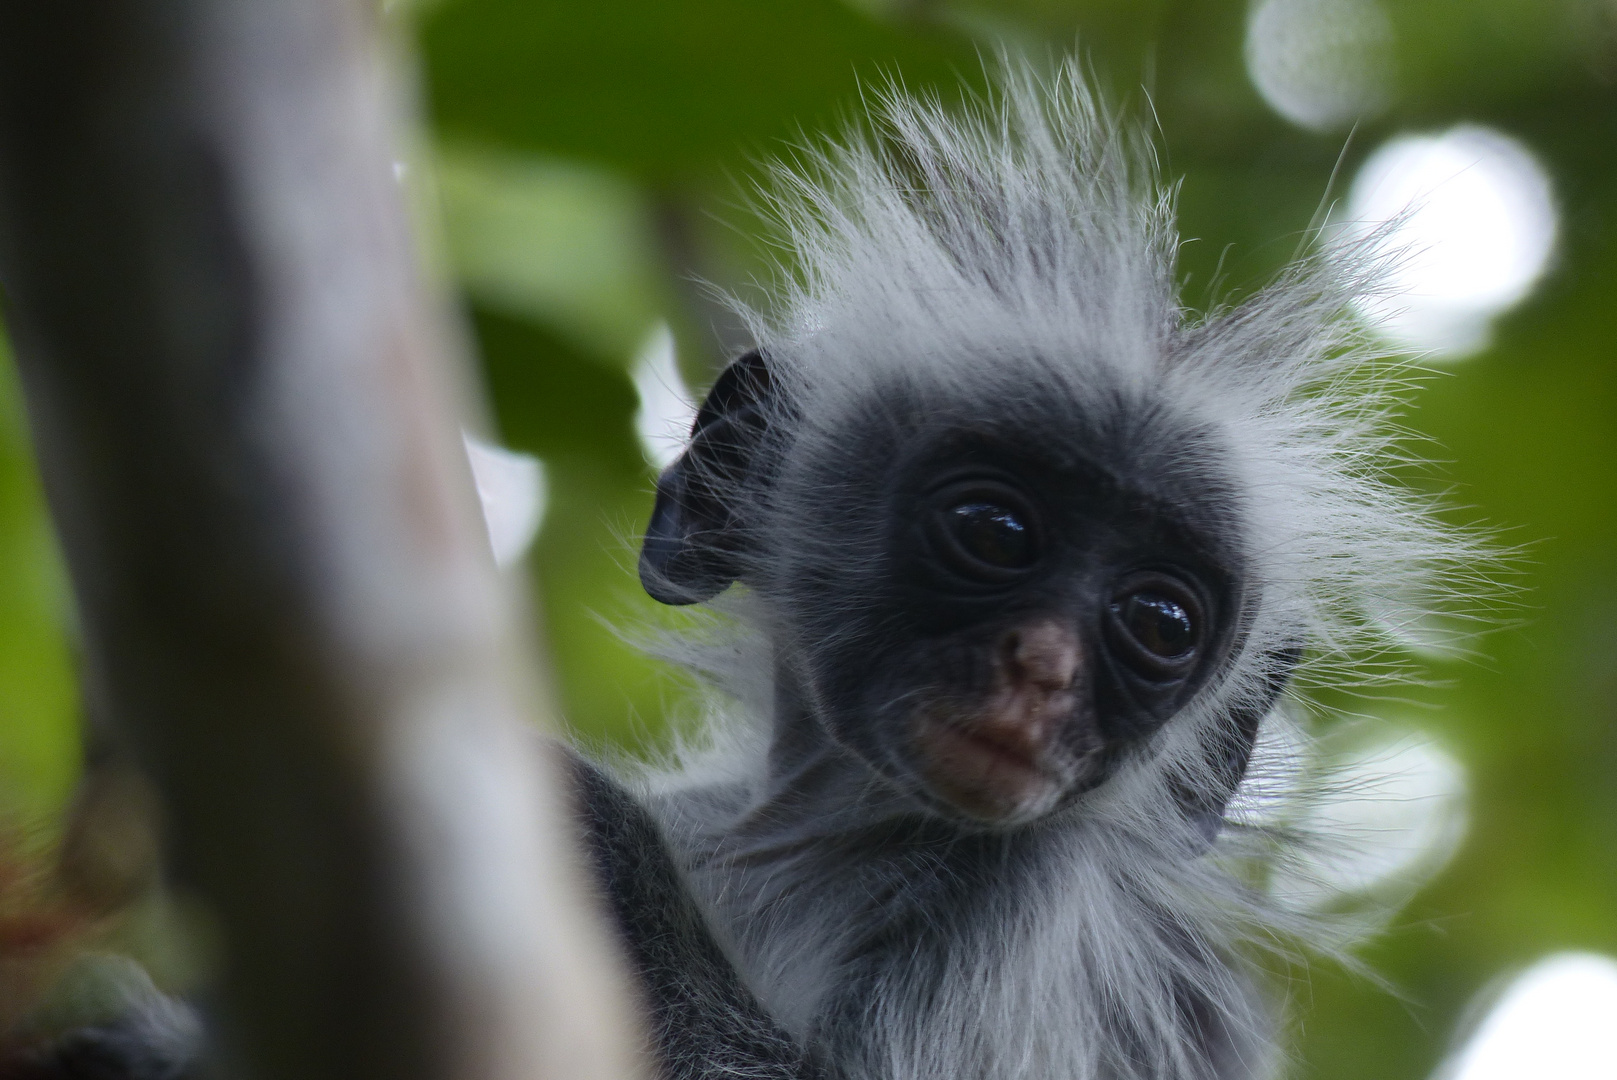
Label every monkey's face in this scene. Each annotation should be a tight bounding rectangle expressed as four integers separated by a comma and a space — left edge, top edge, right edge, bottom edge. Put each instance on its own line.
640, 353, 1251, 829
784, 419, 1247, 828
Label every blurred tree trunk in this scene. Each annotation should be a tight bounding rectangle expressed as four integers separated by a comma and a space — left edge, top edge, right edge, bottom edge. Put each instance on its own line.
0, 2, 642, 1079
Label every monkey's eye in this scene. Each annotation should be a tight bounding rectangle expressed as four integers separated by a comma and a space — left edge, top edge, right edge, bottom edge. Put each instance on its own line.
1106, 576, 1205, 680
948, 502, 1033, 568
1114, 593, 1195, 657
926, 483, 1043, 584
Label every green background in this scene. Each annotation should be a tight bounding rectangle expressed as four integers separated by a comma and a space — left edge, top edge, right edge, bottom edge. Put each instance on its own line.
4, 0, 1615, 1075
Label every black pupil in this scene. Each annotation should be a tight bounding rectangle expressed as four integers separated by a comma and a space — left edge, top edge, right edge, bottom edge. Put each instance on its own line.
949, 502, 1032, 568
1119, 592, 1196, 657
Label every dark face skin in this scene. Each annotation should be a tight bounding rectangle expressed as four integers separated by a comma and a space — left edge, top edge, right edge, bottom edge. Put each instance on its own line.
642, 353, 1251, 829
782, 427, 1246, 827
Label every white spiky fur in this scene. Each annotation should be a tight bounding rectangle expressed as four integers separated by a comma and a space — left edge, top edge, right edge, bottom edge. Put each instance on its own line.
635, 58, 1488, 1080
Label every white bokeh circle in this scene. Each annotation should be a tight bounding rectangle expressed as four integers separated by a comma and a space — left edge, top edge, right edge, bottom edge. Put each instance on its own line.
1439, 953, 1617, 1080
631, 322, 699, 471
1338, 125, 1558, 356
1256, 724, 1470, 908
1245, 0, 1395, 131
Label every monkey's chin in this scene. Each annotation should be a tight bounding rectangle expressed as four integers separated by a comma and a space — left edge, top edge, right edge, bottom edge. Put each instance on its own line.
911, 722, 1072, 827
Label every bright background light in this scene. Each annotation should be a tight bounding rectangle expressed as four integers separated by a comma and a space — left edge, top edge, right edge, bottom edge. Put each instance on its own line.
464, 434, 547, 569
1253, 723, 1470, 908
631, 322, 699, 471
1338, 125, 1558, 357
1438, 953, 1617, 1080
1244, 0, 1394, 132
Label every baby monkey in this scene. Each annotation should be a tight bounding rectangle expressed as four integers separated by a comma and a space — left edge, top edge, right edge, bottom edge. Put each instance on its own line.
590, 57, 1477, 1080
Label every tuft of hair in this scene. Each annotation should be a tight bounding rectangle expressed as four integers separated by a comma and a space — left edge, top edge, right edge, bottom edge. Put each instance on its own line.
640, 55, 1497, 1080
730, 56, 1490, 676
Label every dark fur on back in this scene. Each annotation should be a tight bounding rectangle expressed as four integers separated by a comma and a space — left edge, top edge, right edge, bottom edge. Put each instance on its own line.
0, 994, 200, 1080
568, 753, 823, 1079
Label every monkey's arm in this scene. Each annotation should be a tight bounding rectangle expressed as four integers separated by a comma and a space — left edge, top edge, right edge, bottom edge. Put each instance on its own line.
567, 753, 824, 1080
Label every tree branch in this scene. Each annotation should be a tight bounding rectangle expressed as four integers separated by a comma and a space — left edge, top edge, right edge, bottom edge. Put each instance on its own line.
0, 1, 643, 1077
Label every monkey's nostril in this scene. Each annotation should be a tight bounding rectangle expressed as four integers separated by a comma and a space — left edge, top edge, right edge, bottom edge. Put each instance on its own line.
999, 629, 1023, 662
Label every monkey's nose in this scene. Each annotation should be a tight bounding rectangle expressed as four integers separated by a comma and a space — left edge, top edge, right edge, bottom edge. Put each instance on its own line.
999, 619, 1082, 692
909, 618, 1091, 825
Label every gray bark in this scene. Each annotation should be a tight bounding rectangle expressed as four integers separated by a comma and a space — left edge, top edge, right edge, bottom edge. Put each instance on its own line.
0, 2, 643, 1078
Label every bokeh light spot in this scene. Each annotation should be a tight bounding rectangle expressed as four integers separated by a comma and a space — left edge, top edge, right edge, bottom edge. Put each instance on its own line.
1339, 126, 1558, 357
631, 323, 698, 471
464, 434, 547, 568
1440, 953, 1617, 1080
1245, 0, 1394, 131
1254, 724, 1469, 908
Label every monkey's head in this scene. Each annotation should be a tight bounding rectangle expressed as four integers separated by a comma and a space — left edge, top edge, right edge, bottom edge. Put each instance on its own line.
641, 348, 1262, 828
636, 66, 1479, 833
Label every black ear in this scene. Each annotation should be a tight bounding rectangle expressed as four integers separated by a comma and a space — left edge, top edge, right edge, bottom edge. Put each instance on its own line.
639, 350, 779, 605
1173, 643, 1304, 850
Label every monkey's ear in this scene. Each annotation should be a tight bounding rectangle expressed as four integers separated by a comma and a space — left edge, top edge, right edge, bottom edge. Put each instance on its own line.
640, 350, 778, 605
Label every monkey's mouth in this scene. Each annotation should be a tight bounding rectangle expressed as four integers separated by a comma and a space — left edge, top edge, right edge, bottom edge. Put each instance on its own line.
902, 618, 1105, 825
910, 712, 1091, 825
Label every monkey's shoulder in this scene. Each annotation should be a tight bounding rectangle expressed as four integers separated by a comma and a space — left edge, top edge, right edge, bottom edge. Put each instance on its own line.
565, 750, 825, 1080
0, 992, 200, 1080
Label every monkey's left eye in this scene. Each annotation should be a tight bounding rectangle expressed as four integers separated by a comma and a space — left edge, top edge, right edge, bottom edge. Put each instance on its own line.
1105, 575, 1205, 681
1114, 592, 1196, 657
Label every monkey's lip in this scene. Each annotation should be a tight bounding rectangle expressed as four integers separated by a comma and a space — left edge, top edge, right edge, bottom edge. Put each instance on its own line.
942, 723, 1042, 772
912, 717, 1063, 823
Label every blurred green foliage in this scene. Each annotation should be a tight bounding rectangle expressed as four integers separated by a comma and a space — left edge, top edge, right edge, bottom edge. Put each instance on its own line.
0, 337, 79, 822
0, 0, 1613, 1076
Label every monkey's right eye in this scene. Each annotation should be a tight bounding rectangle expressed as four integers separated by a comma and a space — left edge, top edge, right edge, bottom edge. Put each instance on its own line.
949, 503, 1033, 567
927, 485, 1043, 583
